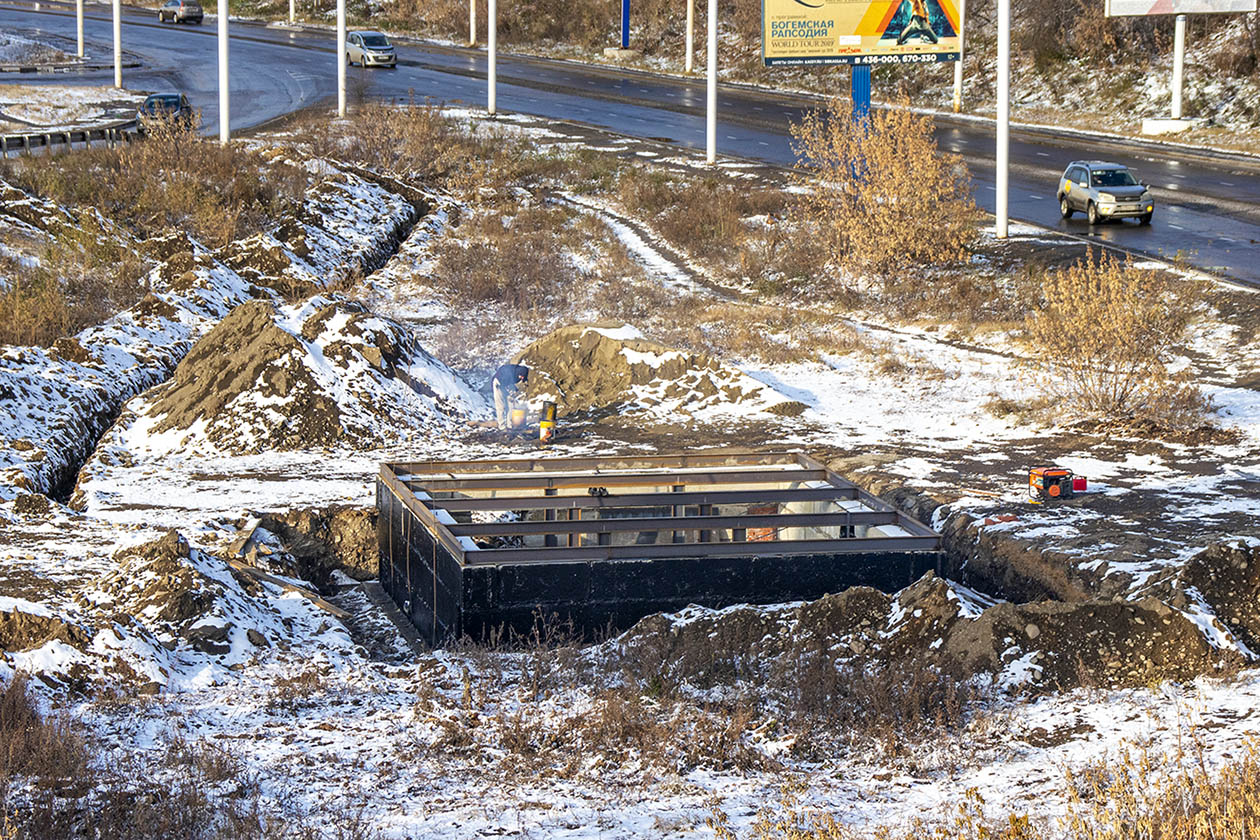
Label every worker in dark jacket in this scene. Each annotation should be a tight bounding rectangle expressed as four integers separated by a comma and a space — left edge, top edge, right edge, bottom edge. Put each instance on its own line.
492, 364, 529, 429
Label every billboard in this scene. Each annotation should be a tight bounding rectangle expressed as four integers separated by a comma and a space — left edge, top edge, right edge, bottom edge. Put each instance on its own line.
763, 0, 961, 66
1106, 0, 1255, 14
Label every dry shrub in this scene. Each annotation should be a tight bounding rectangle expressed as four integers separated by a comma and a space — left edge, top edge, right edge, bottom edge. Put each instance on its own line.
1024, 252, 1211, 430
789, 100, 980, 283
0, 219, 147, 347
1064, 738, 1260, 840
0, 674, 91, 792
311, 101, 505, 194
430, 205, 585, 312
2, 120, 305, 250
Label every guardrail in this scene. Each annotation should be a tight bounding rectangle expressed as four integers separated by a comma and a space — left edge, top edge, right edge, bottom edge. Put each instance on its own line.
0, 121, 138, 155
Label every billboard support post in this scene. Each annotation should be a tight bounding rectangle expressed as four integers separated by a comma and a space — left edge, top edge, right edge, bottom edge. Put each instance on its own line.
1172, 13, 1186, 118
995, 0, 1009, 239
469, 0, 476, 45
852, 64, 871, 120
952, 0, 965, 111
76, 0, 84, 57
706, 0, 716, 164
622, 0, 630, 49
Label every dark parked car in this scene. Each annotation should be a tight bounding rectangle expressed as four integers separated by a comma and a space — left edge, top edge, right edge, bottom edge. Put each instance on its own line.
137, 93, 196, 133
158, 0, 203, 24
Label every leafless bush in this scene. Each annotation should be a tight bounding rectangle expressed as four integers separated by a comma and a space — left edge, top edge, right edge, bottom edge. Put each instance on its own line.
790, 99, 980, 284
0, 674, 91, 793
1024, 252, 1212, 431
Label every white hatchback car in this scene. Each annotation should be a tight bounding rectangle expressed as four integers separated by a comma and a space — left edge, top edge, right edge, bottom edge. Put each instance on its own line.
346, 31, 397, 68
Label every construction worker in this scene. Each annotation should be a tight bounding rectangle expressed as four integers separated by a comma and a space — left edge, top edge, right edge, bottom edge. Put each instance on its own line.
492, 363, 529, 430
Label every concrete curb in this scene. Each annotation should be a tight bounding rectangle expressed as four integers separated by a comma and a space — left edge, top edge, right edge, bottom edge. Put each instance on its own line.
0, 61, 142, 73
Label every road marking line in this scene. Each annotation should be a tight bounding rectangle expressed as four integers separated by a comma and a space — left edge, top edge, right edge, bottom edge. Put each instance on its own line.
1220, 181, 1235, 186
1036, 152, 1049, 157
1168, 223, 1184, 229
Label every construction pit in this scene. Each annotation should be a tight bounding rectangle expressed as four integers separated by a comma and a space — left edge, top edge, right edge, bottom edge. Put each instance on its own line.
377, 451, 941, 644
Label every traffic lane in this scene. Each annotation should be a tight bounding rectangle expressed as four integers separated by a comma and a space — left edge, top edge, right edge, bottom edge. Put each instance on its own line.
0, 5, 328, 133
935, 123, 1260, 224
967, 163, 1260, 284
17, 1, 1260, 221
4, 4, 1257, 283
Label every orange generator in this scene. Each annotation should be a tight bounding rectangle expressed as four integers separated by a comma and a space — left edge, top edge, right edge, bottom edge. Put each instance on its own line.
1029, 466, 1075, 503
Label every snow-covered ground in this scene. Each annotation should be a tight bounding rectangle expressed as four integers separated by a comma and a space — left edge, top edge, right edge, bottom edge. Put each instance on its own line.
0, 84, 146, 132
2, 109, 1260, 837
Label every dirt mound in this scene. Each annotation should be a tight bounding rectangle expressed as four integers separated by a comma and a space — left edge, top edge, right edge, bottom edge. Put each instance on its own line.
83, 530, 282, 656
0, 609, 89, 653
257, 505, 377, 582
609, 573, 1228, 693
516, 323, 807, 421
101, 298, 484, 456
1168, 539, 1260, 652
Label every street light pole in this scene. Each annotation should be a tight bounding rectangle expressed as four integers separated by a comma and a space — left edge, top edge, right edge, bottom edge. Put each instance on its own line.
995, 0, 1009, 238
112, 0, 121, 87
336, 0, 346, 117
952, 0, 965, 112
219, 0, 229, 144
76, 0, 84, 58
488, 0, 497, 114
289, 0, 294, 25
469, 0, 476, 46
706, 0, 715, 163
685, 0, 693, 73
1171, 13, 1186, 119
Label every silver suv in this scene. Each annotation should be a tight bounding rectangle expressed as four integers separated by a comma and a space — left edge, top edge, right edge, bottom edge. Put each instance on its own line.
157, 0, 202, 23
1057, 161, 1153, 226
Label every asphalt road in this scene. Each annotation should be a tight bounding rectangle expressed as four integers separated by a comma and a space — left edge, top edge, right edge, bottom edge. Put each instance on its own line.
5, 0, 1260, 284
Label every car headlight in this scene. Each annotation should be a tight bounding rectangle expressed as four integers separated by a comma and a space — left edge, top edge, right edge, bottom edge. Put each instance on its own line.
1099, 193, 1116, 203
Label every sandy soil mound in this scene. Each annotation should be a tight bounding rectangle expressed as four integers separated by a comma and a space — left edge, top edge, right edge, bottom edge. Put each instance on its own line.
89, 298, 485, 457
610, 573, 1226, 692
516, 323, 807, 421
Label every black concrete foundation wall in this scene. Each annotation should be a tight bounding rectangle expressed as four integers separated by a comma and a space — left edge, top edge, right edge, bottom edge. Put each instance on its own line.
377, 478, 465, 644
457, 550, 941, 643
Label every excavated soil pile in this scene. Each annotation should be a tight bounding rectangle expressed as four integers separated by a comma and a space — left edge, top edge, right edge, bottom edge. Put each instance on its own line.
1170, 539, 1260, 652
83, 530, 281, 655
114, 298, 482, 456
0, 609, 89, 653
258, 505, 377, 582
516, 323, 807, 420
610, 574, 1226, 693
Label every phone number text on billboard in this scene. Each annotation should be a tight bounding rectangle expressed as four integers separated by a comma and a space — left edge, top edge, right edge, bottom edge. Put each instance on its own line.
765, 52, 958, 65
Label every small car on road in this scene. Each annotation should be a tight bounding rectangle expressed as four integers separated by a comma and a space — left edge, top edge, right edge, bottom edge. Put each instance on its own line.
136, 93, 196, 134
345, 31, 397, 68
157, 0, 203, 24
1058, 160, 1154, 226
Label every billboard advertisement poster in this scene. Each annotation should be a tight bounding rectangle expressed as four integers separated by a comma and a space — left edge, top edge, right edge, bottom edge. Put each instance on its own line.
763, 0, 961, 66
1106, 0, 1255, 15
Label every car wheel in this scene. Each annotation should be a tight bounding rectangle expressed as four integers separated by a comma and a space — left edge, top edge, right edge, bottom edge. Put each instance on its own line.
1087, 201, 1099, 226
346, 53, 353, 66
1059, 196, 1073, 219
1139, 211, 1153, 226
